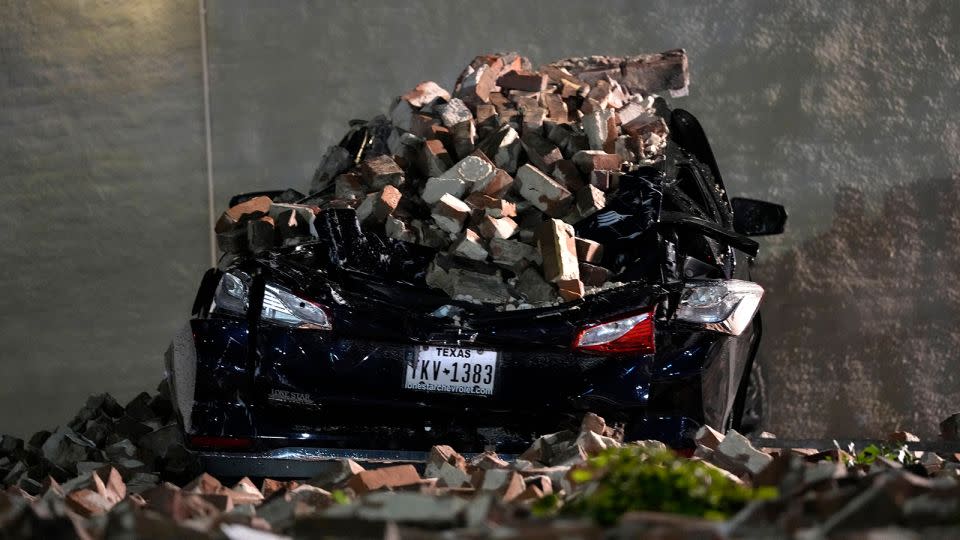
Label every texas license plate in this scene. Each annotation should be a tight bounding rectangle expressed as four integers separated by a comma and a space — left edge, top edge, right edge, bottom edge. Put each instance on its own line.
404, 345, 497, 396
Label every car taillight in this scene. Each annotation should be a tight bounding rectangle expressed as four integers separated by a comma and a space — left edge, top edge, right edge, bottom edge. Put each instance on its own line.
574, 310, 656, 354
189, 435, 253, 450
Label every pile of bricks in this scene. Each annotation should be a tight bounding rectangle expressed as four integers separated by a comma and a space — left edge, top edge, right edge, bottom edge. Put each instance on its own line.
214, 50, 690, 307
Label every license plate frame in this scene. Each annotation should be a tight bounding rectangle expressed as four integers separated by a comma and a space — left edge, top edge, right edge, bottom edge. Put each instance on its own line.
404, 345, 498, 396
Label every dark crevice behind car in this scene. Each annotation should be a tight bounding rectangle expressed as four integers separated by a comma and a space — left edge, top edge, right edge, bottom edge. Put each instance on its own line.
165, 108, 786, 464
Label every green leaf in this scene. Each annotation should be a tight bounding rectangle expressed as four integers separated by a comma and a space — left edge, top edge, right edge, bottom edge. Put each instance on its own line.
330, 489, 351, 505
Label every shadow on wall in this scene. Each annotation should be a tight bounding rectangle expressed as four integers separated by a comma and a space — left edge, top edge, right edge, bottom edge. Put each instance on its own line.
755, 174, 960, 439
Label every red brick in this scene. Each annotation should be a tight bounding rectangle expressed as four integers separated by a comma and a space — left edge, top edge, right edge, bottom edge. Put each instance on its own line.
346, 465, 422, 494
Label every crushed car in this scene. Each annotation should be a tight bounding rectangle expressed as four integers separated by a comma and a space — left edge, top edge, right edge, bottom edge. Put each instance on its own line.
164, 50, 786, 472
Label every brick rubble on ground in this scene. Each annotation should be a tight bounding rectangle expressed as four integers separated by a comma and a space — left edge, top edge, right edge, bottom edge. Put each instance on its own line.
5, 391, 960, 538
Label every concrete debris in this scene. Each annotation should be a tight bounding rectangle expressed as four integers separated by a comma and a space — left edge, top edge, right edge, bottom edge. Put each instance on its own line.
515, 266, 557, 304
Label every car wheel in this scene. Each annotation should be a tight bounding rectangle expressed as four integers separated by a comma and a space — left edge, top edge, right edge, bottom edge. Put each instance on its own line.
738, 360, 766, 434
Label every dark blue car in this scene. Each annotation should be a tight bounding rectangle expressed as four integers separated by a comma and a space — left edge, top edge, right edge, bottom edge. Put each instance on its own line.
165, 109, 785, 474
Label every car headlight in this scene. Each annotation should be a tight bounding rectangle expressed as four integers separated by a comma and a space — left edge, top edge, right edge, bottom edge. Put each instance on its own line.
675, 279, 763, 336
212, 271, 332, 330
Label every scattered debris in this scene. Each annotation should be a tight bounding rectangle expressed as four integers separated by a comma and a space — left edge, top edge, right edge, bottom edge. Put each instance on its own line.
6, 394, 960, 538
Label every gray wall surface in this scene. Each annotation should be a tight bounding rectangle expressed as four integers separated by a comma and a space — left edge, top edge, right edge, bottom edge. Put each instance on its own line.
0, 0, 209, 438
1, 0, 958, 439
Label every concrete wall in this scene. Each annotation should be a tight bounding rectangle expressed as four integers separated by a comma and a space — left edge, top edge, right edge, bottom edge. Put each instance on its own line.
0, 0, 209, 437
1, 0, 958, 438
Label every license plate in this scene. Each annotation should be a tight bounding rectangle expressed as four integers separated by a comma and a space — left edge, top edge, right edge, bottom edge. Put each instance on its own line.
404, 345, 497, 396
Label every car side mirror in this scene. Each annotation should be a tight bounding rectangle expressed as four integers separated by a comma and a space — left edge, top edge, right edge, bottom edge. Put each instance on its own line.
730, 198, 787, 236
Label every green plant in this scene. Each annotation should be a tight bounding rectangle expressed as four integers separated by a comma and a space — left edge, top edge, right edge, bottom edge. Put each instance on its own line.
554, 445, 777, 525
330, 489, 351, 505
834, 441, 916, 467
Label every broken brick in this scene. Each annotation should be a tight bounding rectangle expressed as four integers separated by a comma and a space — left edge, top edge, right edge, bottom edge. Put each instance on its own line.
438, 98, 473, 128
542, 93, 569, 123
694, 425, 725, 451
216, 195, 273, 234
574, 238, 604, 263
451, 119, 477, 159
431, 193, 471, 234
579, 262, 612, 287
620, 49, 689, 97
572, 150, 621, 175
457, 58, 504, 106
521, 133, 564, 173
516, 164, 573, 218
536, 219, 580, 283
360, 155, 405, 189
576, 185, 606, 218
478, 215, 518, 240
409, 113, 438, 139
425, 445, 468, 476
475, 103, 500, 136
489, 238, 541, 273
473, 168, 514, 198
521, 106, 547, 134
385, 216, 417, 243
553, 160, 585, 192
421, 139, 454, 178
588, 170, 611, 191
422, 176, 469, 205
450, 154, 496, 189
433, 263, 511, 303
450, 229, 489, 261
400, 81, 451, 108
356, 186, 402, 225
497, 70, 547, 93
334, 172, 366, 201
582, 109, 617, 152
623, 112, 669, 142
346, 465, 421, 494
476, 125, 521, 174
246, 216, 275, 254
557, 279, 585, 302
